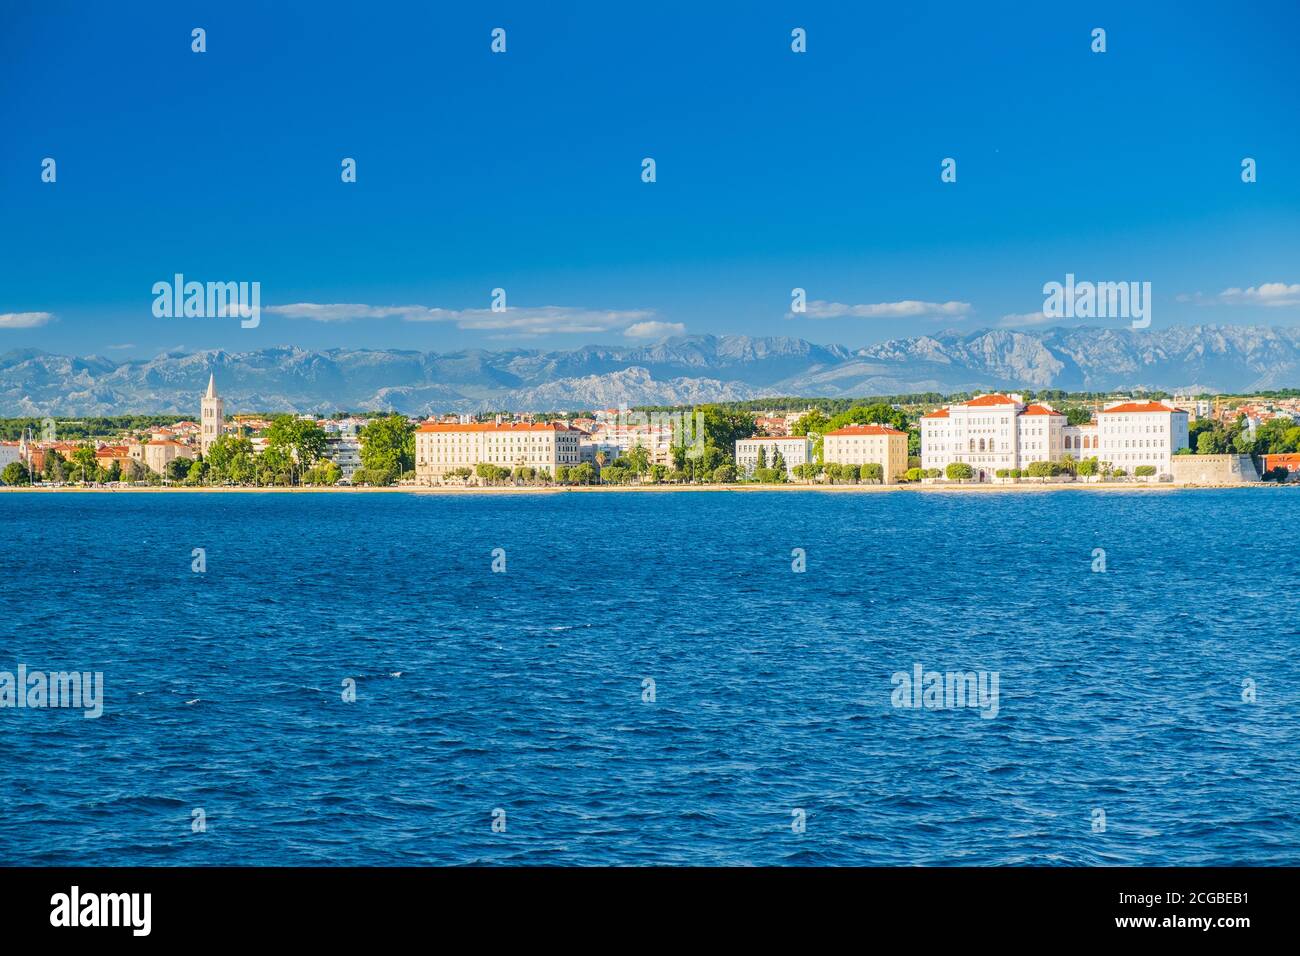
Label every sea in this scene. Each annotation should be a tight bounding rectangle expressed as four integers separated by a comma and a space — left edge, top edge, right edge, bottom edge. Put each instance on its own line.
1, 489, 1296, 865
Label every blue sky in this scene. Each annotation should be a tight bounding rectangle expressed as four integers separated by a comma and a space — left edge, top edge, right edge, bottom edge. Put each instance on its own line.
1, 0, 1298, 358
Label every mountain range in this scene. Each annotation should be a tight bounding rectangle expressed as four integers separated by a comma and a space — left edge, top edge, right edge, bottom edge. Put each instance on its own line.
3, 325, 1299, 416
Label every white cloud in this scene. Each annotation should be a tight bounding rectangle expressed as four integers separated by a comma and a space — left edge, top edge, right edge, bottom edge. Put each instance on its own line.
1216, 282, 1300, 307
106, 343, 137, 350
796, 299, 972, 319
1178, 282, 1300, 308
624, 320, 685, 339
265, 302, 654, 335
0, 311, 55, 329
264, 303, 424, 323
998, 310, 1054, 327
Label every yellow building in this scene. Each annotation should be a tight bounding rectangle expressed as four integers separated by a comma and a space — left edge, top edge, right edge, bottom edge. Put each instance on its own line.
822, 424, 909, 483
414, 421, 582, 482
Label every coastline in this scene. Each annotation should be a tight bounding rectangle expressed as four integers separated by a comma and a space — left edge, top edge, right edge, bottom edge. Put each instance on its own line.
1, 482, 1285, 495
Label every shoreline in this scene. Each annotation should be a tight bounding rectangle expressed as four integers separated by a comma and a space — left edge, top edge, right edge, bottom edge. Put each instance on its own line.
0, 482, 1286, 495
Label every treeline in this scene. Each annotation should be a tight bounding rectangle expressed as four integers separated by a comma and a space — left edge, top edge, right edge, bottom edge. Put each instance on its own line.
0, 415, 192, 440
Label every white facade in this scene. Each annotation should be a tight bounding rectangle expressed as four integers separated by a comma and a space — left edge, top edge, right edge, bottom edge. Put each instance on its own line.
584, 423, 676, 465
0, 442, 20, 470
415, 422, 582, 482
920, 394, 1066, 478
1095, 401, 1190, 475
734, 436, 811, 477
323, 429, 363, 480
922, 395, 1189, 479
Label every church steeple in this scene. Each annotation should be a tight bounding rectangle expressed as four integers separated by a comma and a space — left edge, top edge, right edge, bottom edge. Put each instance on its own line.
200, 373, 225, 455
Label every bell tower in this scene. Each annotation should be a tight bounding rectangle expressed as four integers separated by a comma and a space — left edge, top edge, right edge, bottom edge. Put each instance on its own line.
200, 373, 225, 455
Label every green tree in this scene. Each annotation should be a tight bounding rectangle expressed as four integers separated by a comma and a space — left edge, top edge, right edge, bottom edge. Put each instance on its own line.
1, 461, 31, 485
185, 458, 207, 484
1134, 465, 1157, 477
755, 445, 767, 470
861, 462, 884, 483
1197, 430, 1226, 455
267, 415, 328, 480
622, 444, 651, 475
256, 447, 295, 485
711, 463, 737, 483
165, 457, 193, 480
303, 461, 341, 485
69, 445, 97, 483
206, 434, 255, 481
945, 462, 974, 480
42, 450, 67, 482
359, 415, 415, 481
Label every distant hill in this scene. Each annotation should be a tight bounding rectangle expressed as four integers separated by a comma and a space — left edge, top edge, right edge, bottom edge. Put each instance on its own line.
3, 325, 1298, 415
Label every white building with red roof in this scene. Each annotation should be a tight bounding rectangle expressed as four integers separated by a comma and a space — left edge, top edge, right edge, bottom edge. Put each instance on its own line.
1094, 400, 1189, 475
920, 393, 1067, 479
922, 393, 1189, 479
414, 420, 582, 482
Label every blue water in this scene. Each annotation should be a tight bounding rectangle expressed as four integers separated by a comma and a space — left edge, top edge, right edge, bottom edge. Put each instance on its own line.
1, 489, 1297, 865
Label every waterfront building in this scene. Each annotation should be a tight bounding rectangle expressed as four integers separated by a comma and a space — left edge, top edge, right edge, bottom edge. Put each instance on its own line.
919, 394, 1059, 479
200, 374, 225, 456
822, 424, 908, 482
584, 420, 676, 465
414, 421, 582, 482
94, 445, 133, 473
0, 441, 20, 470
1094, 401, 1190, 475
734, 436, 812, 478
922, 394, 1188, 479
143, 440, 193, 474
321, 421, 363, 480
1262, 453, 1300, 479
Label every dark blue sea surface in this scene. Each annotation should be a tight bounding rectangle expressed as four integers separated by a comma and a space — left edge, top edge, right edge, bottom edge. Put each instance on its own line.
1, 489, 1297, 865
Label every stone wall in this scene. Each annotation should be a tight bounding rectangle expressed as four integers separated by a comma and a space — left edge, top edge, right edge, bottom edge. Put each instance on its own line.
1169, 454, 1260, 484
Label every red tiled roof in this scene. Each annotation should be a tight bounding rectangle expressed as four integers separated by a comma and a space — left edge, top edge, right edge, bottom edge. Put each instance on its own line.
825, 424, 906, 436
963, 394, 1018, 407
1020, 404, 1064, 417
1103, 402, 1178, 414
920, 408, 950, 419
